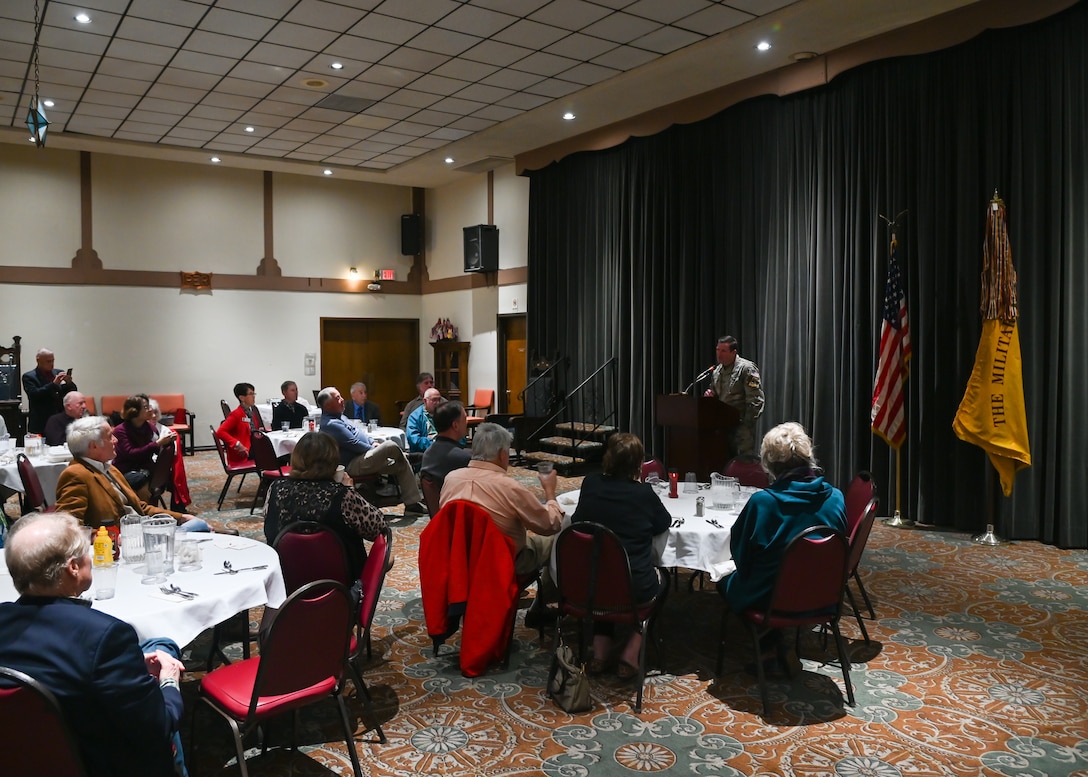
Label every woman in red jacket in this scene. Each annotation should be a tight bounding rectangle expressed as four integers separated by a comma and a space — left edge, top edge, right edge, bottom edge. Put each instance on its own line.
217, 382, 256, 464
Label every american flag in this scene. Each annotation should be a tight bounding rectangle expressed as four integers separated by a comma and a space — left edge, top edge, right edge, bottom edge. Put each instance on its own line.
871, 234, 912, 448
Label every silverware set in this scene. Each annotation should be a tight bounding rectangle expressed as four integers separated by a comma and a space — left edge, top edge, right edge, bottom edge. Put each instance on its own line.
160, 584, 198, 599
214, 560, 268, 575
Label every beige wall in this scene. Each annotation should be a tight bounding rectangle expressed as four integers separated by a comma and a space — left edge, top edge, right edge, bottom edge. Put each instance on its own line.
0, 143, 530, 446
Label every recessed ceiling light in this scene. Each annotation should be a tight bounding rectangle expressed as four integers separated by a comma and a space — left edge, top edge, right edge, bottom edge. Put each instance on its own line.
244, 126, 254, 132
74, 13, 91, 24
330, 62, 344, 70
562, 112, 575, 121
756, 40, 772, 52
43, 99, 55, 108
790, 51, 818, 62
444, 157, 454, 164
210, 156, 221, 163
323, 169, 333, 176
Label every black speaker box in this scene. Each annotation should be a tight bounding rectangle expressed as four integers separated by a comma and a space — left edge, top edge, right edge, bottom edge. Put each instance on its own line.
463, 224, 498, 272
401, 213, 422, 256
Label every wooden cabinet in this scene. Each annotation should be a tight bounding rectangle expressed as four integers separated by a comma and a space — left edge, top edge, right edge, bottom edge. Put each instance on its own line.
431, 341, 470, 403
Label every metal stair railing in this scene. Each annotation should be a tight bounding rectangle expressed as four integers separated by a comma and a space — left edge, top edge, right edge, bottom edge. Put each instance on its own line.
529, 356, 617, 463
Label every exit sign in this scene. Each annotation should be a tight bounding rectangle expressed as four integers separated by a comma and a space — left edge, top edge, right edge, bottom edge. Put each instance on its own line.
375, 269, 396, 281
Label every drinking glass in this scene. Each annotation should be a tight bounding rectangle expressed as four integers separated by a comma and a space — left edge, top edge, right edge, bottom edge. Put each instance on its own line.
537, 461, 554, 475
280, 421, 290, 432
93, 563, 118, 599
175, 535, 202, 572
683, 472, 698, 493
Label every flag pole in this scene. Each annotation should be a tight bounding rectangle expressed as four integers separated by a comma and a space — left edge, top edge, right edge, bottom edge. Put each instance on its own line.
873, 211, 914, 529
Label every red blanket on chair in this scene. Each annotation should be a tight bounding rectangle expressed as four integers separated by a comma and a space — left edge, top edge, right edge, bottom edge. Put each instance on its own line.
419, 500, 520, 677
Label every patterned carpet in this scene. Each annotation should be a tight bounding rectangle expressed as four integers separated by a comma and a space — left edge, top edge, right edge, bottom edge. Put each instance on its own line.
16, 452, 1088, 775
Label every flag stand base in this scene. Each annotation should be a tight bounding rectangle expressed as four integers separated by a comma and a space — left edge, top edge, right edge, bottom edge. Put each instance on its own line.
972, 523, 1005, 546
883, 510, 915, 529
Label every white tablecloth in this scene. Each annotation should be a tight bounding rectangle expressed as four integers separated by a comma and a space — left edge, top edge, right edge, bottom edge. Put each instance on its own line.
0, 448, 71, 505
0, 535, 287, 648
266, 424, 407, 460
556, 485, 751, 582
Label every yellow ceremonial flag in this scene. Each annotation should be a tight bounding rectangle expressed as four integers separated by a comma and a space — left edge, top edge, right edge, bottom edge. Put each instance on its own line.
952, 193, 1030, 496
952, 318, 1031, 495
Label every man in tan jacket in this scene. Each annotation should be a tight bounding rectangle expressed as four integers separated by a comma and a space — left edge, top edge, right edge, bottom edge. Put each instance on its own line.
55, 416, 212, 532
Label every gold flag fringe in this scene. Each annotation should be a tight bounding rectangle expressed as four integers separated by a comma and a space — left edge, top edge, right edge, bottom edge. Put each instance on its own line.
981, 193, 1019, 322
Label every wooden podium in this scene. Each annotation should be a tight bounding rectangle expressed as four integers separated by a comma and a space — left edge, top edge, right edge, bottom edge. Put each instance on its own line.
655, 394, 740, 480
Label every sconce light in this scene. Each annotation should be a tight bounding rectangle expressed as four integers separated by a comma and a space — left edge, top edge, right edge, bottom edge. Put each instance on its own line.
348, 267, 359, 279
367, 281, 382, 292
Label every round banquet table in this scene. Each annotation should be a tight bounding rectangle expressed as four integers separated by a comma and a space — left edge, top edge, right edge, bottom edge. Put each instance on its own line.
0, 447, 70, 505
555, 483, 754, 582
0, 534, 286, 648
266, 424, 407, 459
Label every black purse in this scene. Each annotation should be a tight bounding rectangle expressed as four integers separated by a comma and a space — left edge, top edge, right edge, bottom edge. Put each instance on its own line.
548, 640, 591, 713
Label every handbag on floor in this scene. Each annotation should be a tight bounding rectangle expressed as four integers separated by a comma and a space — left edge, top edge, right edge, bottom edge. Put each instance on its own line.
548, 640, 591, 713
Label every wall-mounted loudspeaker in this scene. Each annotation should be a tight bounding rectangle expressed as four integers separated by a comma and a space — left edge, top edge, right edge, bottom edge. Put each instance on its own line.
463, 224, 498, 272
401, 213, 422, 256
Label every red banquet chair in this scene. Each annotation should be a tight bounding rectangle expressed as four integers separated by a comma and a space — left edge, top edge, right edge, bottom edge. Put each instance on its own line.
717, 525, 855, 716
16, 453, 52, 515
0, 665, 88, 777
640, 459, 665, 483
553, 521, 668, 713
248, 431, 291, 514
194, 580, 363, 777
724, 457, 771, 488
844, 498, 880, 642
210, 426, 257, 510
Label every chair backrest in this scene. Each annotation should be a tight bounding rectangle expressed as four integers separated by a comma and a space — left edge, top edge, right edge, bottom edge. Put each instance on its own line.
249, 431, 281, 473
468, 389, 494, 417
16, 453, 48, 511
359, 526, 393, 630
554, 522, 640, 614
220, 399, 231, 420
0, 666, 88, 776
148, 394, 185, 417
846, 498, 879, 576
420, 472, 441, 517
845, 472, 877, 535
249, 405, 266, 431
724, 457, 771, 488
147, 443, 175, 503
99, 395, 127, 418
83, 396, 97, 416
274, 521, 354, 593
759, 526, 849, 619
249, 580, 353, 709
640, 459, 665, 483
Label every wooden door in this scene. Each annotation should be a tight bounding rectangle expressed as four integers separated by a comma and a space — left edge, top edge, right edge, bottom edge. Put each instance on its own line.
320, 319, 419, 423
499, 314, 527, 414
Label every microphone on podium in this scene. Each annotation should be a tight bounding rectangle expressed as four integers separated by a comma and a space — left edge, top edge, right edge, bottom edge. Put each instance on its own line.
682, 365, 716, 395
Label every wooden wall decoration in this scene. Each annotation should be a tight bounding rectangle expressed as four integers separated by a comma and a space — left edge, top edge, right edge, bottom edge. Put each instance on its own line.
180, 271, 212, 290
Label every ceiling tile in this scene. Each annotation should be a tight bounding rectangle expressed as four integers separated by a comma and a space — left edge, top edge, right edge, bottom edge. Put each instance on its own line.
334, 80, 399, 101
39, 27, 111, 57
426, 126, 470, 141
90, 73, 149, 95
559, 62, 620, 86
345, 114, 398, 131
384, 89, 443, 109
269, 128, 313, 142
135, 98, 190, 117
404, 136, 447, 149
591, 44, 657, 70
264, 23, 339, 51
428, 96, 486, 115
39, 66, 94, 89
185, 30, 253, 59
480, 68, 543, 90
727, 0, 796, 13
82, 89, 142, 108
624, 0, 714, 25
358, 63, 422, 88
199, 8, 277, 40
380, 47, 451, 73
410, 73, 470, 97
493, 19, 569, 49
367, 130, 418, 145
431, 57, 499, 82
631, 25, 703, 54
285, 0, 368, 31
361, 101, 417, 120
408, 107, 460, 125
348, 14, 426, 46
170, 49, 237, 76
228, 60, 293, 85
496, 91, 551, 110
188, 104, 244, 122
472, 104, 522, 122
582, 12, 660, 44
246, 42, 315, 69
512, 51, 579, 78
177, 115, 231, 131
65, 115, 123, 134
447, 115, 495, 132
325, 124, 378, 140
373, 0, 463, 26
530, 0, 613, 30
217, 77, 277, 99
455, 83, 514, 104
201, 91, 261, 110
96, 56, 164, 81
387, 120, 439, 135
283, 117, 337, 133
523, 77, 582, 98
472, 0, 551, 14
408, 28, 482, 57
673, 4, 754, 36
437, 6, 519, 37
156, 67, 222, 91
115, 17, 190, 48
127, 0, 209, 28
165, 127, 217, 141
324, 35, 397, 64
461, 39, 533, 68
545, 32, 617, 60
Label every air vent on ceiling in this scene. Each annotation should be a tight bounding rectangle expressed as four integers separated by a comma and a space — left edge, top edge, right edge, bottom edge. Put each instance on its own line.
315, 95, 376, 113
455, 156, 513, 173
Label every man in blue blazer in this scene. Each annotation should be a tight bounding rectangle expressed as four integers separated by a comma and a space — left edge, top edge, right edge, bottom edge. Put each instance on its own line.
21, 347, 79, 434
0, 512, 186, 776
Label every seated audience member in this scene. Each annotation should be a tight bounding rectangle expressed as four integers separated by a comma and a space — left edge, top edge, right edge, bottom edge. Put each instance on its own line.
572, 433, 671, 678
406, 388, 443, 453
22, 348, 79, 434
264, 431, 392, 580
348, 382, 382, 425
0, 512, 188, 777
113, 394, 177, 493
43, 390, 88, 445
420, 400, 471, 487
146, 398, 192, 512
716, 421, 846, 667
272, 380, 309, 429
399, 371, 435, 430
317, 386, 428, 516
440, 422, 563, 625
217, 382, 257, 463
55, 416, 211, 532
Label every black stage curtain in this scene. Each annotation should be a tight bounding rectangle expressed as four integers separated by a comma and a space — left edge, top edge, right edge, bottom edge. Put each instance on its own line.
526, 2, 1088, 547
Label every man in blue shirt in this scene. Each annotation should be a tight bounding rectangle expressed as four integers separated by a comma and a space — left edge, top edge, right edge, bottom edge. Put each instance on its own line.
406, 388, 442, 453
317, 386, 427, 516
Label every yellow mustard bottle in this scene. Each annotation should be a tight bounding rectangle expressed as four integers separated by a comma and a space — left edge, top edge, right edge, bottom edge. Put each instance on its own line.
93, 526, 112, 567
